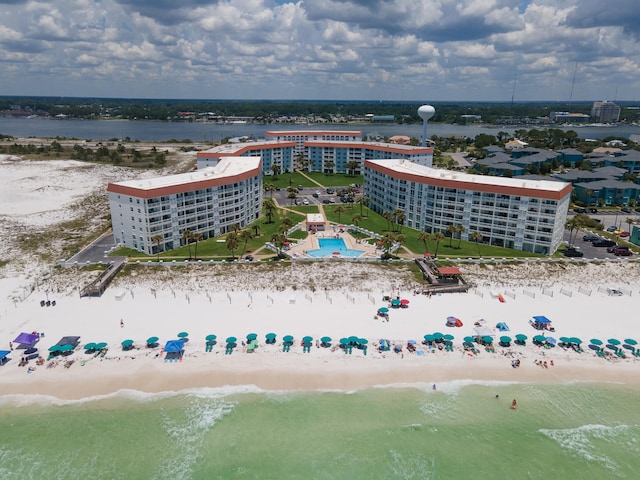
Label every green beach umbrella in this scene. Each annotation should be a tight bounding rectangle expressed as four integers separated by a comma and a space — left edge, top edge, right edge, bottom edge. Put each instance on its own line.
378, 307, 389, 313
590, 338, 603, 346
121, 339, 134, 348
358, 338, 368, 345
391, 299, 401, 305
624, 338, 637, 346
482, 336, 493, 344
515, 334, 527, 341
205, 334, 217, 341
177, 331, 189, 339
321, 336, 332, 344
95, 342, 107, 350
146, 336, 159, 345
339, 338, 349, 345
608, 338, 621, 345
246, 333, 258, 341
302, 336, 313, 343
533, 335, 546, 343
59, 344, 74, 352
424, 334, 435, 342
283, 335, 294, 342
559, 336, 570, 343
84, 342, 97, 350
48, 345, 61, 352
266, 333, 277, 340
348, 336, 359, 344
226, 336, 237, 344
443, 334, 454, 341
569, 337, 582, 345
463, 336, 475, 343
433, 332, 444, 338
500, 336, 512, 344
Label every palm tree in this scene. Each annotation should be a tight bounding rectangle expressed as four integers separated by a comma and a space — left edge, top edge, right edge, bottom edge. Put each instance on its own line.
151, 234, 163, 261
270, 233, 286, 256
469, 231, 482, 258
253, 224, 261, 237
324, 160, 335, 174
382, 211, 393, 232
270, 164, 281, 179
417, 231, 431, 254
334, 205, 346, 223
351, 214, 363, 226
192, 232, 203, 260
181, 229, 193, 259
288, 190, 298, 206
445, 224, 456, 247
455, 224, 465, 249
565, 217, 579, 246
239, 229, 253, 254
263, 198, 276, 224
345, 160, 359, 176
357, 196, 370, 216
280, 216, 294, 233
226, 231, 239, 260
264, 183, 275, 197
433, 231, 445, 257
393, 209, 406, 232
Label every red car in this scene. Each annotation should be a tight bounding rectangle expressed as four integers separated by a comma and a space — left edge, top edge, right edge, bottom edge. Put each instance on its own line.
615, 249, 632, 256
619, 231, 630, 237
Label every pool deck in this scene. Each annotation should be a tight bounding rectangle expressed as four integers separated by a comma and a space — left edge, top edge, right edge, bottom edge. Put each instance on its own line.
287, 226, 380, 260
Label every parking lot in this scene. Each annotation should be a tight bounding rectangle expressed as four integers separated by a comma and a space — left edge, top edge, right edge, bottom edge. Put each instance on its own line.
566, 210, 639, 259
271, 185, 359, 207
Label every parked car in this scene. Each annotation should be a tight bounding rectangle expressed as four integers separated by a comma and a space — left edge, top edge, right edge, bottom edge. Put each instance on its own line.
620, 231, 630, 237
621, 207, 632, 213
589, 208, 598, 213
607, 245, 620, 253
302, 198, 309, 205
322, 199, 332, 204
326, 188, 334, 194
615, 248, 633, 256
582, 234, 600, 242
564, 247, 584, 257
592, 239, 616, 247
312, 191, 320, 198
244, 255, 254, 261
606, 226, 617, 232
573, 208, 586, 214
297, 185, 303, 191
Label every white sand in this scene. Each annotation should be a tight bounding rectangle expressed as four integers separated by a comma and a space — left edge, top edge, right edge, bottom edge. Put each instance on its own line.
1, 153, 639, 400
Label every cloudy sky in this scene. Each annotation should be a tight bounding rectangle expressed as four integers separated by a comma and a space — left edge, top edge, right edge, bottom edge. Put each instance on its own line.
0, 0, 638, 101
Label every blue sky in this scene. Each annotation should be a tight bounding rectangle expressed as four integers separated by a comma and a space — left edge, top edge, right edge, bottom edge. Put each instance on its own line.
0, 0, 638, 101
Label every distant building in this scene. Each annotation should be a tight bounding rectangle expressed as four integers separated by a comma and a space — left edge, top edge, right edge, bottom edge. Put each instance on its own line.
364, 159, 572, 254
107, 157, 262, 255
550, 112, 590, 123
590, 101, 621, 123
264, 130, 362, 158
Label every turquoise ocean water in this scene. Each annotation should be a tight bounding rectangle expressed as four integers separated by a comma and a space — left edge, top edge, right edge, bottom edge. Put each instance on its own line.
1, 382, 639, 479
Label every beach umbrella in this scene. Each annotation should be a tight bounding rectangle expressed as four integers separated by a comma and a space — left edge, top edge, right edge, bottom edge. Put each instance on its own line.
378, 307, 389, 313
59, 344, 74, 353
84, 342, 97, 351
283, 335, 294, 342
482, 336, 493, 344
302, 336, 313, 343
358, 338, 368, 345
463, 336, 475, 343
500, 336, 512, 344
205, 334, 217, 341
348, 336, 359, 344
400, 299, 410, 305
433, 332, 444, 341
95, 342, 107, 350
443, 334, 454, 341
340, 338, 349, 345
515, 334, 527, 341
48, 345, 62, 352
590, 338, 603, 346
266, 333, 277, 340
226, 336, 237, 344
146, 336, 159, 345
321, 336, 332, 344
24, 347, 38, 355
545, 337, 556, 345
246, 333, 258, 341
121, 339, 134, 348
407, 339, 417, 345
624, 338, 637, 346
177, 332, 189, 339
569, 337, 582, 345
559, 336, 570, 344
533, 335, 546, 344
608, 338, 621, 346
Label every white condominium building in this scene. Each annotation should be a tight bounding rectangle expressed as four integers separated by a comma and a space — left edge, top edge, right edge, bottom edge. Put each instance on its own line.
364, 159, 572, 254
197, 140, 295, 174
108, 157, 262, 255
265, 129, 362, 157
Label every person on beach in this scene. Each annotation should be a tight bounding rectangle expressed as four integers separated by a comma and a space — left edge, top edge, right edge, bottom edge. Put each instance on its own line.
120, 319, 124, 328
9, 341, 13, 350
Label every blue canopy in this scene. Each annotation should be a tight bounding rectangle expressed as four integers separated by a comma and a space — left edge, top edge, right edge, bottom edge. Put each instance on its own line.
14, 332, 39, 345
0, 350, 10, 360
163, 340, 184, 353
532, 316, 551, 324
496, 322, 510, 332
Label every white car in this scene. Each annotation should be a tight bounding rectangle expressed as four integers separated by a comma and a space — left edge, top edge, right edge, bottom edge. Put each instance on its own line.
302, 198, 309, 205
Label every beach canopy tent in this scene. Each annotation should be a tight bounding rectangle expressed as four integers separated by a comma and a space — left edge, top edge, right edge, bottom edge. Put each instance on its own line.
532, 316, 552, 330
55, 336, 81, 348
0, 350, 10, 365
14, 332, 39, 346
164, 340, 184, 352
473, 326, 494, 338
446, 316, 463, 327
496, 322, 510, 332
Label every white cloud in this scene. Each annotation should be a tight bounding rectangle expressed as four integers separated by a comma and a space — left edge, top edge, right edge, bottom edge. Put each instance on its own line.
0, 0, 636, 100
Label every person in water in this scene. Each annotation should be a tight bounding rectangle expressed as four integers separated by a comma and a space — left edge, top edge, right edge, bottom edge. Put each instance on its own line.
511, 399, 517, 408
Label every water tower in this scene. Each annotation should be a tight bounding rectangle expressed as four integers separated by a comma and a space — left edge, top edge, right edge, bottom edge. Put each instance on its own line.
418, 105, 435, 147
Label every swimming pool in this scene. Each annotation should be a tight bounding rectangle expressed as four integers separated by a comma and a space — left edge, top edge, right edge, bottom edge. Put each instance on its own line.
307, 237, 365, 258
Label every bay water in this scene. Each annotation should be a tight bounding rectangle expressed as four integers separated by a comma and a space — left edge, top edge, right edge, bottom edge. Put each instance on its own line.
1, 381, 639, 479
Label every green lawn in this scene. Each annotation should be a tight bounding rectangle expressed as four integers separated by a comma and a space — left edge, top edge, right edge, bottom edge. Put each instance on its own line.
302, 172, 363, 187
263, 172, 363, 189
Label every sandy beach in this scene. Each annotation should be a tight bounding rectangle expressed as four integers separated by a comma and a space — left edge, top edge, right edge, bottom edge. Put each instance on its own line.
1, 154, 640, 401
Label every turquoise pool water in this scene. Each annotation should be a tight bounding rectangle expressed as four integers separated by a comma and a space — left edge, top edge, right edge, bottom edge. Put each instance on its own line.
307, 237, 364, 258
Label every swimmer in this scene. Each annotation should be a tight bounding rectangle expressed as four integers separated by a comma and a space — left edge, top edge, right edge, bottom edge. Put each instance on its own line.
511, 399, 517, 409
432, 384, 437, 391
